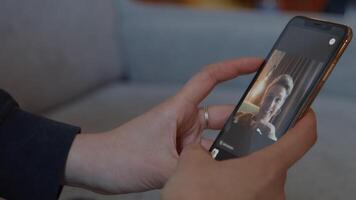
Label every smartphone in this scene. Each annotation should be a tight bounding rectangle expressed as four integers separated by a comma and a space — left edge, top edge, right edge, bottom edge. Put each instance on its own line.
210, 16, 352, 161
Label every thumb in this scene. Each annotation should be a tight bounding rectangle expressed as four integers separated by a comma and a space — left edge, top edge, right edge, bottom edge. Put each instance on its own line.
251, 109, 317, 171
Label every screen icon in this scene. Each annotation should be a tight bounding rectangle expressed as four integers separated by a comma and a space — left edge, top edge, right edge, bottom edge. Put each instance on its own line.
211, 148, 219, 159
329, 38, 336, 45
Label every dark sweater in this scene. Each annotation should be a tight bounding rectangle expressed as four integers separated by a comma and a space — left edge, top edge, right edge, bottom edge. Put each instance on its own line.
0, 89, 80, 199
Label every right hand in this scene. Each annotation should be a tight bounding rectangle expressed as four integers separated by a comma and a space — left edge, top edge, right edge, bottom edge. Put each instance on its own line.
161, 110, 317, 200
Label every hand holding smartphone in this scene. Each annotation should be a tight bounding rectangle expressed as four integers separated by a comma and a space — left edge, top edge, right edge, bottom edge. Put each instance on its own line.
210, 16, 352, 160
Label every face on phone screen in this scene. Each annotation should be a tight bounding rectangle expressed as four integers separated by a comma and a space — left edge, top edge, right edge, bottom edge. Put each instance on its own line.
211, 17, 349, 159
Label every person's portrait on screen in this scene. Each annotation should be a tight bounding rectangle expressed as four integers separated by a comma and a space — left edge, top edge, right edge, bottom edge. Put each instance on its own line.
233, 74, 294, 141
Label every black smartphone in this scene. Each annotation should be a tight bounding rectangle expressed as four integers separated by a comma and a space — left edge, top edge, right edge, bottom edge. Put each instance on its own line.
210, 16, 352, 161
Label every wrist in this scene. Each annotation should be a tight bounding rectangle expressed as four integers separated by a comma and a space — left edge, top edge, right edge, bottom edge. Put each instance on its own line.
64, 122, 179, 194
64, 132, 119, 193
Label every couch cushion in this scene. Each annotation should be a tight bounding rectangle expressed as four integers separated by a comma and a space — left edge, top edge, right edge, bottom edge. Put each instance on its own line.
117, 0, 356, 100
47, 82, 356, 200
0, 0, 121, 113
117, 0, 286, 89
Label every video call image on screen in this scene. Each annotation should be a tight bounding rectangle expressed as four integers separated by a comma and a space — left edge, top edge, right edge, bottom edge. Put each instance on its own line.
216, 49, 325, 157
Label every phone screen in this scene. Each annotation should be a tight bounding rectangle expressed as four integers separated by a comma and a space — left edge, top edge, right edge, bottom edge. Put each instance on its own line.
211, 17, 349, 160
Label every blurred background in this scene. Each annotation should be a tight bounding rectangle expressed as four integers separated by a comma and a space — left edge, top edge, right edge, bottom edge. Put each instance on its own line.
140, 0, 350, 14
0, 0, 355, 199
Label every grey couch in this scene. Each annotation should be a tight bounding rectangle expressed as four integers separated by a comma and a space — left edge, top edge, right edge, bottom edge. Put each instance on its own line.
1, 0, 355, 199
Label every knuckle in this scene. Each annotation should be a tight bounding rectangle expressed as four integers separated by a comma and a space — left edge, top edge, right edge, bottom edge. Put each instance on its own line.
307, 109, 318, 129
257, 156, 283, 182
205, 68, 217, 82
263, 166, 282, 185
306, 112, 318, 145
310, 127, 318, 145
202, 64, 220, 83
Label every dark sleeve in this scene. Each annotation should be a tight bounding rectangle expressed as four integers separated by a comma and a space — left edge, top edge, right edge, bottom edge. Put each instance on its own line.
0, 90, 81, 200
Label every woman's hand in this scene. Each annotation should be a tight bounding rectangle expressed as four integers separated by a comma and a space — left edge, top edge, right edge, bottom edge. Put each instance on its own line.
162, 110, 317, 200
64, 58, 263, 194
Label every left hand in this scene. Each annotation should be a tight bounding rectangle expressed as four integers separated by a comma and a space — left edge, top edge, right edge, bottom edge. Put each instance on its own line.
64, 58, 262, 194
161, 110, 317, 200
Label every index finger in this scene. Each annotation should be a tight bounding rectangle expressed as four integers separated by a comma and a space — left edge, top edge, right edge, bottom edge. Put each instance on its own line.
176, 58, 263, 106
